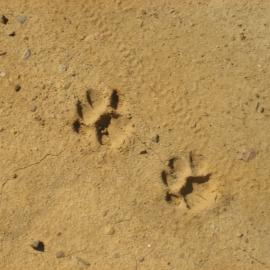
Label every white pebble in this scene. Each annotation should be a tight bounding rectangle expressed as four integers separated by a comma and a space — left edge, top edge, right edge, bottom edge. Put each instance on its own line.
17, 15, 27, 24
58, 64, 68, 73
23, 49, 31, 60
0, 71, 6, 77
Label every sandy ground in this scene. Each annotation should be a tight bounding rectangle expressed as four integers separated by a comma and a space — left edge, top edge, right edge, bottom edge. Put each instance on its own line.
0, 0, 270, 269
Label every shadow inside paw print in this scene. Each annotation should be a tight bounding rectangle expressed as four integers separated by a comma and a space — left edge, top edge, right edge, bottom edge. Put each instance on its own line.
95, 111, 120, 144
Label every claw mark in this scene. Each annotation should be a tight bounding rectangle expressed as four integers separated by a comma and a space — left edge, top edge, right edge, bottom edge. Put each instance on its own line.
189, 151, 195, 172
72, 119, 81, 133
76, 100, 83, 119
110, 89, 119, 110
86, 89, 93, 107
168, 157, 176, 170
165, 191, 171, 202
161, 170, 168, 186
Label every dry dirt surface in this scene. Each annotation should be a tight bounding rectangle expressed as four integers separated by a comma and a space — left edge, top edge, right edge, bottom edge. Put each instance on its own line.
1, 0, 270, 269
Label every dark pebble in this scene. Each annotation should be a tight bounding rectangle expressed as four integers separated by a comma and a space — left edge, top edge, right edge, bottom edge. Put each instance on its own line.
15, 84, 21, 92
151, 134, 160, 143
0, 15, 8, 25
30, 240, 45, 252
8, 31, 16, 37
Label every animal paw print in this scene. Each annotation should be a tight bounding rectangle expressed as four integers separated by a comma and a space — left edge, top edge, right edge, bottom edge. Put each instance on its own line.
161, 152, 212, 209
72, 89, 132, 147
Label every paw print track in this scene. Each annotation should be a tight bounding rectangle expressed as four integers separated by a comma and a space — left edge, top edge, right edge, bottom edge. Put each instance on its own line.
161, 152, 212, 209
72, 89, 132, 147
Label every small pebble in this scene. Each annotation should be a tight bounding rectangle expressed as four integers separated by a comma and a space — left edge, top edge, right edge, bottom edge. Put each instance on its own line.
104, 225, 115, 235
64, 82, 72, 89
0, 15, 8, 25
55, 250, 65, 258
15, 84, 21, 92
138, 256, 145, 262
8, 31, 16, 37
151, 134, 160, 143
23, 49, 31, 60
0, 71, 6, 77
16, 15, 27, 24
240, 32, 246, 40
30, 240, 45, 252
30, 105, 37, 112
239, 148, 257, 162
58, 64, 68, 72
0, 51, 7, 56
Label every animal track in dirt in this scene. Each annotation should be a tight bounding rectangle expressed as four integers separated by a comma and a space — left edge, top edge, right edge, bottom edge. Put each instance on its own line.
72, 88, 133, 147
160, 152, 215, 210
